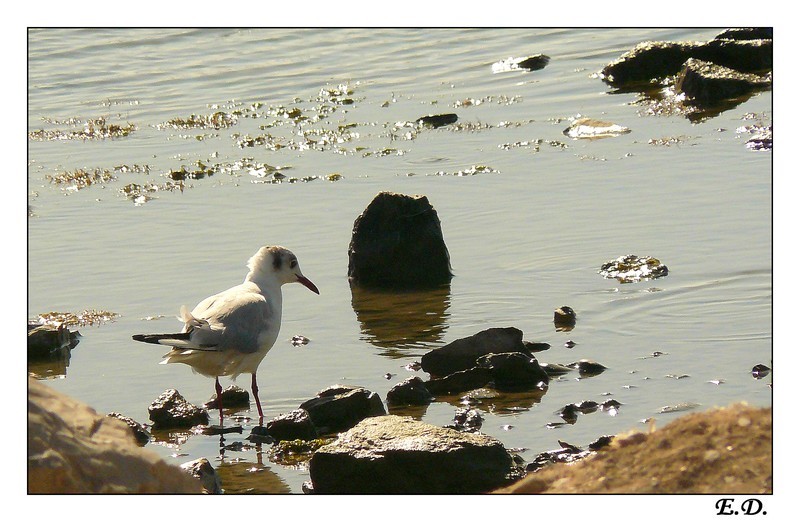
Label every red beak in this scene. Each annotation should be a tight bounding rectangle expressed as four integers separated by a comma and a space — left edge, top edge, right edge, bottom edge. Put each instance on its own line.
297, 275, 320, 294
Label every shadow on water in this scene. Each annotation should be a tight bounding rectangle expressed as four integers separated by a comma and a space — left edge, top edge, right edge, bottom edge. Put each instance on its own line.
350, 284, 451, 356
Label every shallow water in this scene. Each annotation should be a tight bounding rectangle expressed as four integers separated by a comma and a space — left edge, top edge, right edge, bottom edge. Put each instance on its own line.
27, 28, 772, 494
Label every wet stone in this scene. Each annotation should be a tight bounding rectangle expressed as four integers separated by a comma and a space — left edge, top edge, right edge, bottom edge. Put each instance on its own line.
300, 385, 386, 435
148, 389, 209, 429
266, 409, 319, 441
476, 352, 549, 390
203, 385, 250, 409
309, 415, 514, 494
424, 367, 492, 396
27, 323, 80, 360
567, 359, 608, 377
553, 306, 577, 331
348, 191, 453, 289
180, 457, 222, 494
421, 327, 531, 377
386, 376, 434, 406
447, 407, 484, 433
106, 412, 150, 446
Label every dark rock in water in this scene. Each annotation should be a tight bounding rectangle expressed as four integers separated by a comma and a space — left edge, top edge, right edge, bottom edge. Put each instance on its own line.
27, 323, 80, 360
348, 192, 453, 289
267, 409, 319, 441
676, 58, 771, 106
425, 366, 492, 396
714, 27, 773, 41
751, 364, 771, 379
567, 359, 608, 377
148, 389, 209, 429
573, 400, 599, 414
106, 412, 150, 446
417, 113, 458, 128
476, 352, 549, 390
180, 457, 222, 494
309, 415, 513, 494
421, 327, 529, 377
523, 340, 551, 352
517, 54, 550, 71
386, 376, 434, 406
447, 407, 484, 433
300, 385, 386, 434
554, 306, 577, 331
246, 425, 275, 444
601, 41, 697, 86
203, 385, 250, 409
600, 38, 772, 87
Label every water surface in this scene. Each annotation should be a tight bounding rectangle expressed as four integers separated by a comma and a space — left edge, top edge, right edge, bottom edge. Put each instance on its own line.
27, 28, 772, 494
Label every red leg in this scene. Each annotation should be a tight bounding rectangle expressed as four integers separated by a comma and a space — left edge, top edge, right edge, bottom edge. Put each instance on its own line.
252, 373, 264, 419
215, 377, 223, 425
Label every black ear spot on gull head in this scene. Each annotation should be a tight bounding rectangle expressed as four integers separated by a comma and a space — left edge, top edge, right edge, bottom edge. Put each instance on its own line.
272, 252, 283, 270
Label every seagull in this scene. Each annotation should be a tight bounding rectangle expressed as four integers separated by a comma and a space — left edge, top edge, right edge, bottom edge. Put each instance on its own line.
132, 245, 319, 423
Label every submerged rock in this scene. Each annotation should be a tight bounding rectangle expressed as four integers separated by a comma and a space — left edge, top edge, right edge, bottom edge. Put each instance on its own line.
417, 113, 458, 128
299, 385, 386, 435
599, 254, 668, 283
553, 306, 577, 331
386, 376, 434, 406
492, 54, 550, 73
148, 389, 209, 429
567, 359, 608, 377
348, 192, 453, 289
421, 327, 530, 377
309, 415, 513, 494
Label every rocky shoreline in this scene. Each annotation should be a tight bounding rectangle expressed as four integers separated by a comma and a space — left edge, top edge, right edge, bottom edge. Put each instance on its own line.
28, 377, 771, 494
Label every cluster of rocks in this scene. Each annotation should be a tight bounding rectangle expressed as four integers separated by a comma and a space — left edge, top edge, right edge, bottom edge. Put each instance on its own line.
600, 28, 772, 121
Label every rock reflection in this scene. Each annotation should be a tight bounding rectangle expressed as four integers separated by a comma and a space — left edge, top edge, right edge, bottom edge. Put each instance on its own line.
350, 283, 451, 355
216, 460, 291, 494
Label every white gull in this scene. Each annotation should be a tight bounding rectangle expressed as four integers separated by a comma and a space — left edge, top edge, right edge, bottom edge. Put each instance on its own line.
132, 245, 319, 423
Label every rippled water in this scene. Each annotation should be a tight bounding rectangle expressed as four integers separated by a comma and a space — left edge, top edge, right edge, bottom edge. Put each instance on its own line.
27, 28, 772, 494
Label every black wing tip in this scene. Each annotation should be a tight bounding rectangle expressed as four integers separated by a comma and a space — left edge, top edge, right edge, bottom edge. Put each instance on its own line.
132, 333, 190, 344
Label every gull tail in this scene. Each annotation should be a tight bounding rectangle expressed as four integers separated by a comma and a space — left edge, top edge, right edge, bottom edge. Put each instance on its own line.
132, 332, 192, 345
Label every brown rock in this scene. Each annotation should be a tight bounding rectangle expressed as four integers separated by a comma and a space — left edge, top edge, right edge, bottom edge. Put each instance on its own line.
28, 378, 201, 493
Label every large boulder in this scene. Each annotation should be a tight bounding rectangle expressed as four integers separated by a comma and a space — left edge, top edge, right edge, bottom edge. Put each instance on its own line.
308, 415, 513, 494
347, 192, 453, 289
421, 327, 530, 377
28, 378, 201, 493
299, 385, 386, 434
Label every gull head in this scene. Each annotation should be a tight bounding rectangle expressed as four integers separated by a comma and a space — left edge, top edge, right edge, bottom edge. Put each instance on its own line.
247, 245, 319, 294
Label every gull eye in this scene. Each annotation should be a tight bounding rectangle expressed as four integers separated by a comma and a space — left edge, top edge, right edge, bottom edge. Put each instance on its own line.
290, 259, 298, 269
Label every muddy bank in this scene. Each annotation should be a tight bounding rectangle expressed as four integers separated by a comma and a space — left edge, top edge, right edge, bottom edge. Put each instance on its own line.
495, 402, 771, 494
